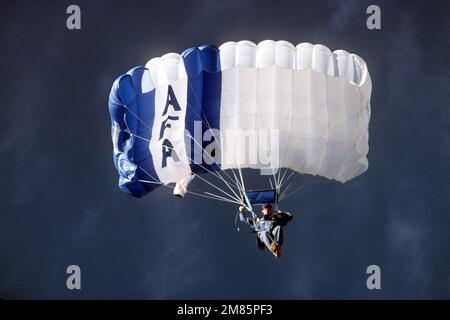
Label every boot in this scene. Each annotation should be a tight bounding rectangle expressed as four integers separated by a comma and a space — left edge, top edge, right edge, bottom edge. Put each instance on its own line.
270, 242, 282, 258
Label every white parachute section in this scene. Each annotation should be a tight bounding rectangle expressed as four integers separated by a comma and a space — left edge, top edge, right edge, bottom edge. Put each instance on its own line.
216, 40, 371, 181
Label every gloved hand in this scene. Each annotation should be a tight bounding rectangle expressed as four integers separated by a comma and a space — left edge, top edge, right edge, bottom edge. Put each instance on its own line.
239, 206, 246, 213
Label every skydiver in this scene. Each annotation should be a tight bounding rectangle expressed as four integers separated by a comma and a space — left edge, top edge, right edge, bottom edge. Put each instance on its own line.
239, 203, 293, 258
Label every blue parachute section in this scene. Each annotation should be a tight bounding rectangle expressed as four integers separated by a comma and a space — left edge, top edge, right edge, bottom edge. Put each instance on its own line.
109, 66, 160, 197
245, 190, 278, 205
108, 45, 222, 198
182, 45, 222, 174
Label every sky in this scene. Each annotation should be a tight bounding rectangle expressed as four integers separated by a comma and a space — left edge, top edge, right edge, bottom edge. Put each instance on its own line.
0, 0, 449, 299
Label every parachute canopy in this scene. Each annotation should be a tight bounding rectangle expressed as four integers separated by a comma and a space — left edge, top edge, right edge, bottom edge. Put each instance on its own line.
108, 40, 371, 206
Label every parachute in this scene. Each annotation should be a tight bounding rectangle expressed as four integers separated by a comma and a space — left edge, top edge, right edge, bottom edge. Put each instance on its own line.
108, 40, 371, 211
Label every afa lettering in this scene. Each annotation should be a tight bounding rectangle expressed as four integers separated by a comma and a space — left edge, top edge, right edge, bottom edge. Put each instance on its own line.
160, 85, 182, 168
162, 139, 180, 167
162, 85, 181, 116
159, 115, 179, 140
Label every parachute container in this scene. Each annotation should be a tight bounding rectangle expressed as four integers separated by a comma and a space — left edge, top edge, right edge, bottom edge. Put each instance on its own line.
244, 190, 278, 205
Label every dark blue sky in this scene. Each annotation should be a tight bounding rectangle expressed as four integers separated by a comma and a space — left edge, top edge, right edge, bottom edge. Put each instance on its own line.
0, 0, 449, 299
